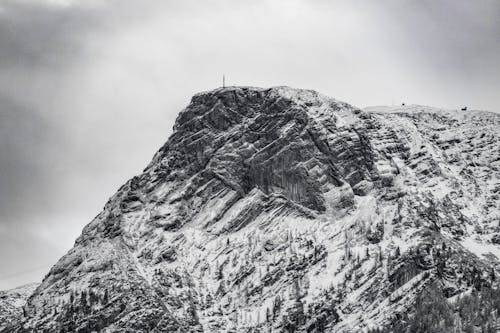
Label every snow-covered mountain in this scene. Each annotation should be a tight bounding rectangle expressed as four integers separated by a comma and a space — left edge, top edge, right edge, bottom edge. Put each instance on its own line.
6, 87, 500, 332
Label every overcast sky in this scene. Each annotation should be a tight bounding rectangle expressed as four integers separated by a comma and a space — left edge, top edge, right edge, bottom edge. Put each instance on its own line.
0, 0, 499, 290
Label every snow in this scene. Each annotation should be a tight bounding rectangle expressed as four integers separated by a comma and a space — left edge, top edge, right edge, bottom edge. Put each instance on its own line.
460, 237, 500, 262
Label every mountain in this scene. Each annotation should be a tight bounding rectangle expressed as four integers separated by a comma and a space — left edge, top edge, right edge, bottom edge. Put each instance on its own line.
0, 283, 38, 332
8, 87, 500, 332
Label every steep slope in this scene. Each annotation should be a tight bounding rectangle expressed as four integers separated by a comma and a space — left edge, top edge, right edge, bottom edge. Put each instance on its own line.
14, 87, 500, 332
0, 283, 38, 332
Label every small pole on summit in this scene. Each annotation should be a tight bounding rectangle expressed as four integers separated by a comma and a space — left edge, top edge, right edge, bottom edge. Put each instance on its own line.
222, 74, 226, 88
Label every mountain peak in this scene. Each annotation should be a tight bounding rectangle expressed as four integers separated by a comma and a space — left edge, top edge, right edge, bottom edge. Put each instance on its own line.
193, 85, 319, 98
171, 86, 361, 149
148, 86, 372, 214
186, 85, 353, 120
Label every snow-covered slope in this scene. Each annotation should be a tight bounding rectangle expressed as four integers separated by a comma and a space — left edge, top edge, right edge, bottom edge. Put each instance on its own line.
9, 87, 500, 332
0, 283, 38, 332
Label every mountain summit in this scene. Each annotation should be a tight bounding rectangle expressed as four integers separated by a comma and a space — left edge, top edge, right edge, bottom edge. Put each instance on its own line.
8, 87, 500, 332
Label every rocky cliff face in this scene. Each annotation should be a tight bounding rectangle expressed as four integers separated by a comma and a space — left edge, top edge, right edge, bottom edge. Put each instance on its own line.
8, 87, 500, 332
0, 283, 38, 332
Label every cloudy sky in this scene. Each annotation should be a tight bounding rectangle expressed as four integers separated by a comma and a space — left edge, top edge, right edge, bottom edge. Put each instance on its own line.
0, 0, 499, 290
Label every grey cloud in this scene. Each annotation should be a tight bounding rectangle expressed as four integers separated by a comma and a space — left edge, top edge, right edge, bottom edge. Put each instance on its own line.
0, 1, 103, 71
377, 0, 500, 76
0, 93, 55, 221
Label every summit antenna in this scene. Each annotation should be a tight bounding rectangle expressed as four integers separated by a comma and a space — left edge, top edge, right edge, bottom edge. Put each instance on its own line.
222, 74, 226, 88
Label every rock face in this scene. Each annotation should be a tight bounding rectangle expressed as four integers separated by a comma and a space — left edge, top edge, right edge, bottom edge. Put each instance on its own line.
0, 283, 38, 332
8, 87, 500, 332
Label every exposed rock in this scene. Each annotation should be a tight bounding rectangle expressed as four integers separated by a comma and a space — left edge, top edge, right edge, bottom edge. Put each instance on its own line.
0, 283, 38, 332
352, 180, 373, 196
